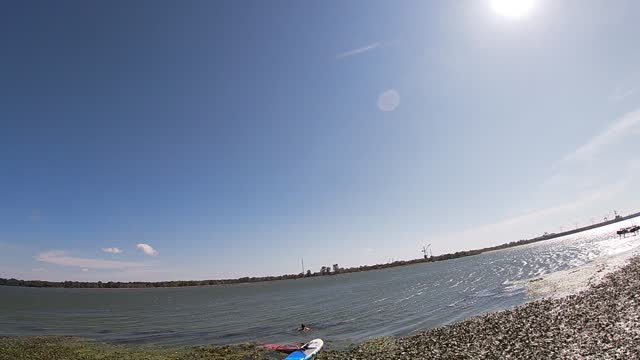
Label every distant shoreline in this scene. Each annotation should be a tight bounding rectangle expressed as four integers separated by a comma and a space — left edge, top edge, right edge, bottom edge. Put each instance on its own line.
2, 211, 639, 289
4, 255, 640, 359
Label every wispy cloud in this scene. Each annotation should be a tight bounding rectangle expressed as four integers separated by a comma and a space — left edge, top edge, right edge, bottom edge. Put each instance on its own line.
609, 86, 637, 103
443, 179, 628, 247
560, 109, 640, 164
335, 42, 380, 59
35, 250, 146, 269
136, 243, 158, 256
102, 247, 122, 254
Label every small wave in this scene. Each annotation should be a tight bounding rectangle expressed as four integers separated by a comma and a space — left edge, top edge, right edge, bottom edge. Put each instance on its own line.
501, 279, 527, 295
474, 289, 496, 297
395, 294, 416, 303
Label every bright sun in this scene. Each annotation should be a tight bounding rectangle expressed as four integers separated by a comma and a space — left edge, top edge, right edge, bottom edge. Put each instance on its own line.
490, 0, 535, 18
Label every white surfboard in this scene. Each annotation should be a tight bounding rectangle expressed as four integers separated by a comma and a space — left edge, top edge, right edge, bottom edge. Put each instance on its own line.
284, 339, 324, 360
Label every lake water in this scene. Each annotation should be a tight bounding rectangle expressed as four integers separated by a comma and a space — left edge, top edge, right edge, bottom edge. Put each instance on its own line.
2, 221, 640, 349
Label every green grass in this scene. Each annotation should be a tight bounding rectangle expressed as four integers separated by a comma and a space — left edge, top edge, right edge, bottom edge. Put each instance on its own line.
0, 337, 282, 360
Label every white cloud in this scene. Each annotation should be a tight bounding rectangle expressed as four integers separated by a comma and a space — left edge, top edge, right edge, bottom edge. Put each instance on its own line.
560, 109, 640, 164
136, 243, 158, 256
81, 268, 89, 272
335, 42, 380, 59
102, 247, 122, 254
35, 250, 146, 269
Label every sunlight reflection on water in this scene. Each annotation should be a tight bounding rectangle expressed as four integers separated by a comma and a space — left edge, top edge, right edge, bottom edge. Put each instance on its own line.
1, 220, 640, 349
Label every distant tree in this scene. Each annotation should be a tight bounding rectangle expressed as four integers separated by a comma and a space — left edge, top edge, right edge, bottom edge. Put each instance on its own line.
5, 213, 633, 289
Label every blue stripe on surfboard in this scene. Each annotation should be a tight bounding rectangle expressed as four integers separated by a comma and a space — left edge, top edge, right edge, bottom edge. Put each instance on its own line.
284, 350, 308, 360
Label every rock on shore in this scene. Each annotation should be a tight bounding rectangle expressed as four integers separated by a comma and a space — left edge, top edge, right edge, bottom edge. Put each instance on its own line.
319, 256, 640, 359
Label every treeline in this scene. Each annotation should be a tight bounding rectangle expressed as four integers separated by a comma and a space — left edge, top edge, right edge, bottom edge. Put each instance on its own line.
0, 273, 307, 288
0, 233, 564, 289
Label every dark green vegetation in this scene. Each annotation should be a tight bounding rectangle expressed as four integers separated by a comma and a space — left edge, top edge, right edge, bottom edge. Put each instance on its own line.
0, 337, 344, 360
0, 337, 279, 360
3, 211, 639, 289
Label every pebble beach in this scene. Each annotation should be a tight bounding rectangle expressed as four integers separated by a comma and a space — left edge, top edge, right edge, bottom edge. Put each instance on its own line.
319, 255, 640, 359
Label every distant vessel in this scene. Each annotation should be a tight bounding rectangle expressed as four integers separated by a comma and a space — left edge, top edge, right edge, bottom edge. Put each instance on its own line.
617, 225, 640, 238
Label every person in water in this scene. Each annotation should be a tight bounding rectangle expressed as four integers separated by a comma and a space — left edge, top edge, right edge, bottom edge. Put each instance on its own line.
299, 323, 311, 332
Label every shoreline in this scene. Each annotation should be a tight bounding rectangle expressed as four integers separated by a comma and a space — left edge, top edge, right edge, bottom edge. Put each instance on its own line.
526, 247, 636, 301
319, 253, 640, 359
3, 212, 639, 289
4, 253, 640, 359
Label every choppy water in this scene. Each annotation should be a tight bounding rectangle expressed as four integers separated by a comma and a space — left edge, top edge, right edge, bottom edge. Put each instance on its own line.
2, 221, 640, 348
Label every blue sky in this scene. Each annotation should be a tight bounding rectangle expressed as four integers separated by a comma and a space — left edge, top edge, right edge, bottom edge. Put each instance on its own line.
2, 0, 640, 281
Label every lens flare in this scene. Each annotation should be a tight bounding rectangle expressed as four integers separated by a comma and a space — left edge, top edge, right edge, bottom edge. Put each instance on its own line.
490, 0, 535, 18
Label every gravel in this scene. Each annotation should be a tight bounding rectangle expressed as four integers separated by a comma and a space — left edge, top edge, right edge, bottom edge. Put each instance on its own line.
319, 256, 640, 359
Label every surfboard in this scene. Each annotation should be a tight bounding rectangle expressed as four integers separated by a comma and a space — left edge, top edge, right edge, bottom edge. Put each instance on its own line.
284, 339, 323, 360
257, 343, 301, 353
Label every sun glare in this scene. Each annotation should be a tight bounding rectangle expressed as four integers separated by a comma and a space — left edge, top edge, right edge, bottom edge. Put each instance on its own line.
490, 0, 535, 18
